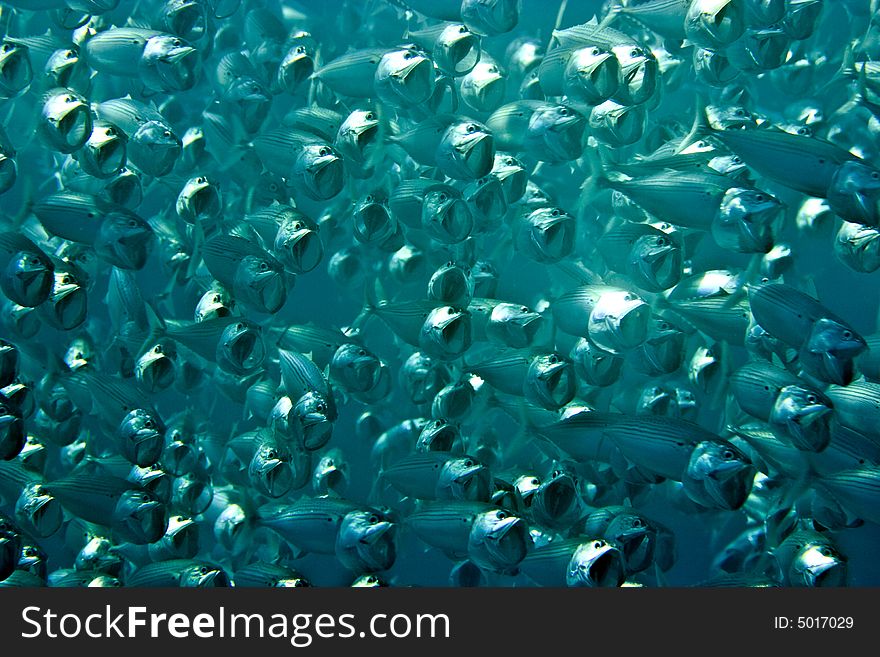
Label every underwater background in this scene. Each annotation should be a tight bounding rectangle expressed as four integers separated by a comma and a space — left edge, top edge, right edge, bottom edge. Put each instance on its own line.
1, 0, 880, 588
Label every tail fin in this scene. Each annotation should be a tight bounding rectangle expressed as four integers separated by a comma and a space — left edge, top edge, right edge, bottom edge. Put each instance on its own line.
674, 94, 712, 156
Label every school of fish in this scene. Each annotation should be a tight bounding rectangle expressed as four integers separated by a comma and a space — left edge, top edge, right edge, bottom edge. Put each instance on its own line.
0, 0, 879, 588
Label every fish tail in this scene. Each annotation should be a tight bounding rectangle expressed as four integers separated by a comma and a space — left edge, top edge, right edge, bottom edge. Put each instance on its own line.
674, 94, 713, 155
597, 4, 622, 31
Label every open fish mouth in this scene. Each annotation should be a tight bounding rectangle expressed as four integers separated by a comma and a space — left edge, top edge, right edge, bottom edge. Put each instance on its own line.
157, 46, 198, 90
50, 287, 88, 330
620, 532, 653, 572
0, 46, 32, 95
433, 199, 473, 243
485, 516, 529, 566
309, 154, 343, 199
459, 132, 494, 176
446, 34, 480, 74
58, 106, 91, 149
436, 312, 470, 355
583, 54, 620, 98
258, 459, 293, 497
228, 329, 259, 367
252, 272, 286, 313
535, 475, 576, 520
799, 545, 847, 587
568, 542, 624, 587
394, 57, 434, 104
702, 3, 742, 45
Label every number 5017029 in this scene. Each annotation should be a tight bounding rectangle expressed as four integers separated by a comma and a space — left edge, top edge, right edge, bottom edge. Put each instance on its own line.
797, 617, 854, 629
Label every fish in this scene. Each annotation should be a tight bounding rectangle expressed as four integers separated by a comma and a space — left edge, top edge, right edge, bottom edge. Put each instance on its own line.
126, 559, 230, 587
520, 537, 625, 587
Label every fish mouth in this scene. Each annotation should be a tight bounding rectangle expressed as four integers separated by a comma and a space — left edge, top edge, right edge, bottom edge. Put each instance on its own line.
470, 75, 505, 110
597, 299, 650, 351
157, 46, 198, 89
88, 136, 126, 177
535, 475, 576, 520
197, 568, 229, 587
535, 216, 572, 259
507, 313, 543, 347
284, 229, 323, 273
800, 546, 846, 587
58, 105, 91, 150
458, 132, 494, 178
485, 516, 529, 565
48, 286, 87, 330
279, 51, 314, 90
227, 329, 259, 369
132, 500, 166, 543
436, 312, 470, 355
359, 520, 394, 546
0, 46, 32, 95
619, 531, 652, 572
318, 466, 345, 492
185, 183, 220, 219
9, 257, 53, 307
431, 198, 472, 243
637, 244, 679, 290
701, 2, 743, 46
301, 417, 333, 450
444, 33, 480, 74
355, 202, 393, 242
455, 465, 490, 500
138, 354, 175, 391
257, 459, 293, 498
536, 361, 573, 407
394, 56, 434, 104
18, 489, 63, 537
252, 271, 286, 313
617, 58, 656, 104
309, 154, 343, 199
705, 463, 755, 510
569, 544, 623, 587
139, 140, 180, 177
580, 53, 619, 100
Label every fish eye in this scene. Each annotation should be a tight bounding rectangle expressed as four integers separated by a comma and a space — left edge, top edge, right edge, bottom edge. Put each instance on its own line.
659, 322, 669, 330
316, 402, 326, 412
0, 405, 6, 415
505, 157, 516, 166
806, 395, 817, 404
154, 344, 163, 354
551, 208, 561, 216
733, 108, 745, 117
235, 323, 244, 330
463, 459, 474, 467
559, 107, 569, 116
496, 511, 507, 519
630, 48, 640, 58
259, 261, 269, 272
295, 45, 305, 53
797, 127, 808, 135
438, 192, 448, 202
319, 146, 331, 156
61, 274, 71, 285
65, 50, 76, 59
872, 171, 880, 180
0, 44, 9, 53
267, 449, 277, 459
163, 130, 172, 137
197, 177, 206, 184
843, 330, 852, 339
593, 541, 603, 549
128, 219, 139, 228
364, 194, 374, 203
369, 514, 379, 524
656, 236, 669, 247
591, 47, 600, 56
466, 123, 477, 133
447, 307, 455, 315
632, 518, 644, 528
200, 566, 209, 575
722, 449, 735, 460
144, 418, 155, 429
65, 95, 75, 103
293, 222, 303, 230
358, 349, 366, 356
548, 354, 559, 364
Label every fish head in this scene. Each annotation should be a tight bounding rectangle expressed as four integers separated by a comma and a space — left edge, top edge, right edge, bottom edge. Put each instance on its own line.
463, 174, 507, 229
589, 99, 644, 147
528, 104, 586, 159
517, 206, 575, 263
416, 418, 463, 453
439, 121, 495, 180
179, 562, 230, 587
629, 232, 682, 291
422, 186, 473, 244
2, 248, 53, 309
337, 509, 397, 572
421, 306, 472, 360
611, 45, 658, 105
791, 542, 847, 587
103, 167, 143, 209
131, 121, 181, 177
836, 221, 880, 273
18, 542, 49, 578
514, 475, 542, 507
588, 289, 651, 353
739, 25, 790, 70
605, 513, 655, 574
195, 287, 233, 322
769, 385, 833, 452
0, 40, 33, 98
567, 540, 625, 587
571, 338, 624, 386
278, 41, 316, 92
78, 121, 127, 179
117, 408, 165, 467
177, 175, 221, 223
487, 302, 544, 348
693, 47, 739, 86
224, 78, 271, 130
470, 508, 531, 572
234, 254, 287, 314
112, 488, 167, 545
44, 46, 89, 90
440, 456, 491, 501
714, 187, 780, 253
41, 267, 87, 331
531, 468, 579, 526
150, 514, 199, 561
336, 109, 380, 165
491, 152, 527, 203
330, 343, 383, 394
313, 449, 349, 495
134, 341, 177, 393
806, 317, 867, 361
160, 0, 207, 41
686, 0, 745, 49
15, 483, 63, 538
249, 444, 293, 498
296, 143, 344, 200
375, 47, 436, 107
525, 352, 575, 410
142, 34, 198, 91
428, 262, 474, 307
566, 46, 620, 104
96, 210, 154, 270
218, 320, 265, 374
293, 390, 336, 450
683, 441, 755, 510
435, 23, 481, 76
461, 0, 520, 36
461, 58, 506, 112
213, 503, 251, 555
74, 536, 120, 575
827, 161, 880, 228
